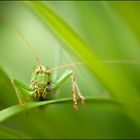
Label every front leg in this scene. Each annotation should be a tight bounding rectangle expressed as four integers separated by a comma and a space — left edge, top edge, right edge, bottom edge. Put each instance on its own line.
11, 79, 32, 106
52, 69, 84, 112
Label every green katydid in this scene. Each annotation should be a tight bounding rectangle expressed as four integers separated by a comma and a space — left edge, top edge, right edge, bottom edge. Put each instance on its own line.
1, 12, 84, 112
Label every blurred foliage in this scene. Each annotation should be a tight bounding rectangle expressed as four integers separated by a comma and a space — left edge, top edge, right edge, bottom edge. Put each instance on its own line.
0, 1, 140, 139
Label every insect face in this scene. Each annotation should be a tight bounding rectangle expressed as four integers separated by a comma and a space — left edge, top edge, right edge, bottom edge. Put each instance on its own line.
32, 65, 51, 85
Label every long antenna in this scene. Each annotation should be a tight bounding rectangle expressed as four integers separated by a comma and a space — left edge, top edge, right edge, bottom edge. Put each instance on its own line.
101, 60, 140, 64
0, 11, 41, 66
48, 59, 140, 72
48, 61, 84, 72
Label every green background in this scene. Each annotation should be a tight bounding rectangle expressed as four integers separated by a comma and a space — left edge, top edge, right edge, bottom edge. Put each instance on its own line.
0, 1, 140, 139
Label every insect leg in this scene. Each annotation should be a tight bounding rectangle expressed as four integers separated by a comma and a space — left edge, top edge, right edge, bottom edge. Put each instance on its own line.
13, 79, 33, 91
11, 79, 32, 105
75, 83, 85, 107
11, 79, 25, 106
52, 69, 73, 90
71, 73, 78, 112
52, 69, 80, 112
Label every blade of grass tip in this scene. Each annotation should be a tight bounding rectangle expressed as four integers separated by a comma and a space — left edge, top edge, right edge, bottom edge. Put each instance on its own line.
26, 1, 139, 100
0, 97, 123, 123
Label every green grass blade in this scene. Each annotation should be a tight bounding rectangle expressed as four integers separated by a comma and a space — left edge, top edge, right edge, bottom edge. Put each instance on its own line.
0, 97, 123, 123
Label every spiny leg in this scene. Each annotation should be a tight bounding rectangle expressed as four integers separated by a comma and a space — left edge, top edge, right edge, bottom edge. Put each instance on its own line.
52, 69, 83, 112
11, 79, 33, 105
11, 79, 25, 106
71, 73, 78, 112
75, 83, 85, 107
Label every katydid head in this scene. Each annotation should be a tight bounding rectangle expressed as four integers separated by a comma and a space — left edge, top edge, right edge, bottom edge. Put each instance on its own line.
31, 65, 51, 85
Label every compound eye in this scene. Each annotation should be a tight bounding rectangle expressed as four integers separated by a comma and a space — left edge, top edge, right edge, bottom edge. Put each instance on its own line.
35, 69, 40, 74
47, 81, 51, 85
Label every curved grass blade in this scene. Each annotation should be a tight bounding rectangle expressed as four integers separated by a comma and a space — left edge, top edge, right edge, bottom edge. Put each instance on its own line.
0, 97, 124, 123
